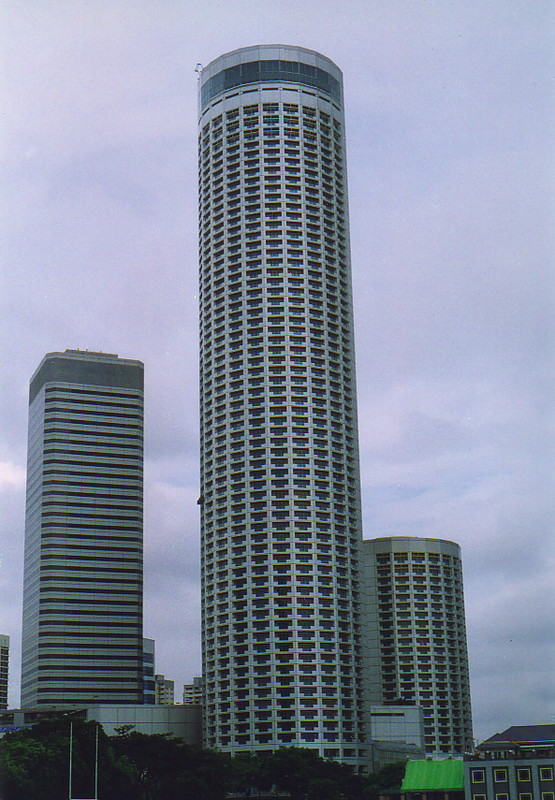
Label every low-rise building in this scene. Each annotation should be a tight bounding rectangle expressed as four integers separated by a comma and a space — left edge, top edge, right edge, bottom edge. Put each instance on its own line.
400, 759, 465, 799
464, 724, 555, 800
0, 704, 202, 745
368, 739, 425, 773
366, 704, 426, 771
370, 704, 426, 750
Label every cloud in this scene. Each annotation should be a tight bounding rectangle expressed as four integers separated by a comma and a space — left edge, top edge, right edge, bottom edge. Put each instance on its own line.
0, 462, 26, 492
1, 0, 552, 735
467, 568, 555, 740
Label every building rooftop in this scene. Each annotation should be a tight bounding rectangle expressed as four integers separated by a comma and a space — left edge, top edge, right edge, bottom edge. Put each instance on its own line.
478, 724, 555, 750
401, 759, 464, 792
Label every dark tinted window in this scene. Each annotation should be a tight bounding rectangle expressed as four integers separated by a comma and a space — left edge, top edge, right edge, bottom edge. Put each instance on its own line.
201, 60, 341, 108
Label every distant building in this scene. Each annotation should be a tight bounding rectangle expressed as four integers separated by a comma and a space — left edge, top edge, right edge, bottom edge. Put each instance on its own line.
465, 724, 555, 800
155, 674, 174, 705
143, 639, 156, 705
361, 537, 473, 756
0, 635, 9, 710
183, 676, 203, 705
21, 350, 144, 706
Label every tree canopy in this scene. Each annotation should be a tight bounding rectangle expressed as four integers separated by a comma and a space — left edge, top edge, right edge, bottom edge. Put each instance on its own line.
0, 718, 406, 800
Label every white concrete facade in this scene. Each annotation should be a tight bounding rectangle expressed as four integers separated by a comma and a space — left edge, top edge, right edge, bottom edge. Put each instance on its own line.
198, 46, 364, 766
86, 704, 201, 744
361, 537, 473, 757
369, 704, 425, 750
183, 676, 203, 705
155, 674, 175, 705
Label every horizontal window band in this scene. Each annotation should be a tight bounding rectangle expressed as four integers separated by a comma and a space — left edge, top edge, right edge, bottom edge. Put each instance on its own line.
38, 620, 142, 628
42, 485, 141, 494
41, 522, 142, 531
41, 555, 142, 564
44, 387, 143, 401
38, 565, 142, 575
41, 533, 142, 542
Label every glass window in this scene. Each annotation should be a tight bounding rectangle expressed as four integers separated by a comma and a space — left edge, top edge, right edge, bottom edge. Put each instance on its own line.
494, 769, 508, 782
472, 770, 486, 783
540, 768, 554, 781
517, 768, 531, 782
201, 59, 341, 108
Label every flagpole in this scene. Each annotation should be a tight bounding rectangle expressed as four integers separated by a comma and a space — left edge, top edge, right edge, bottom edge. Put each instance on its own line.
94, 722, 99, 799
68, 720, 73, 800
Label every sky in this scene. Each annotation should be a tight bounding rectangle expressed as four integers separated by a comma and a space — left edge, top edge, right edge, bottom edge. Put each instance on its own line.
1, 0, 553, 744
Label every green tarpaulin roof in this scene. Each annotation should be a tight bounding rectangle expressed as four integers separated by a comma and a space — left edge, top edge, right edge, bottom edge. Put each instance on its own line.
401, 759, 464, 791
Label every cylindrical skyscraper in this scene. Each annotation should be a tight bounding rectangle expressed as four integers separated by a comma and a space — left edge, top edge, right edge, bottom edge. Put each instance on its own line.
360, 537, 473, 756
198, 46, 364, 764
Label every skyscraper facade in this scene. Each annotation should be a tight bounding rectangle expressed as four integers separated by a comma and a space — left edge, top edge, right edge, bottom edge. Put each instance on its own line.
183, 676, 203, 705
21, 350, 144, 706
198, 46, 364, 764
0, 634, 9, 710
360, 537, 473, 756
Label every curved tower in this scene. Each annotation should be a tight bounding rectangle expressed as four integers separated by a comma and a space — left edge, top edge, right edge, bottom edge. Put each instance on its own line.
198, 46, 364, 764
361, 537, 473, 756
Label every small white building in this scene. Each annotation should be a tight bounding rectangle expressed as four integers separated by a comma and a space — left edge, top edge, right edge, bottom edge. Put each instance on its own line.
86, 703, 200, 744
369, 704, 426, 750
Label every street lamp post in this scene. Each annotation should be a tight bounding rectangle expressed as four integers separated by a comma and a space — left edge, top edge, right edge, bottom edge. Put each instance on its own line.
68, 714, 99, 800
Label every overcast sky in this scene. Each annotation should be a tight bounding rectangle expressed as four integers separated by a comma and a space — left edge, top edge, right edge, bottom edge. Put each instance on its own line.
1, 0, 553, 744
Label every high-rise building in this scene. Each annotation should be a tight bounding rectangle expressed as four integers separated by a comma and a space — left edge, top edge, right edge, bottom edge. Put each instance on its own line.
0, 634, 9, 709
155, 674, 175, 705
143, 638, 156, 704
21, 350, 144, 706
360, 537, 473, 756
183, 676, 203, 705
198, 46, 364, 765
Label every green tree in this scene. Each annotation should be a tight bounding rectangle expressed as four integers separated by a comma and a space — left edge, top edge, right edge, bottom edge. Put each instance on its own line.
261, 746, 319, 800
307, 756, 366, 800
256, 746, 366, 800
111, 730, 232, 800
363, 761, 406, 800
229, 751, 266, 796
0, 718, 135, 800
0, 719, 397, 800
0, 734, 51, 799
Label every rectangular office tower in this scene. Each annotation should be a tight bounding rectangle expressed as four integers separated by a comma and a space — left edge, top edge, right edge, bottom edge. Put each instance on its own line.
361, 537, 473, 756
199, 46, 365, 764
0, 635, 9, 709
21, 350, 144, 706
